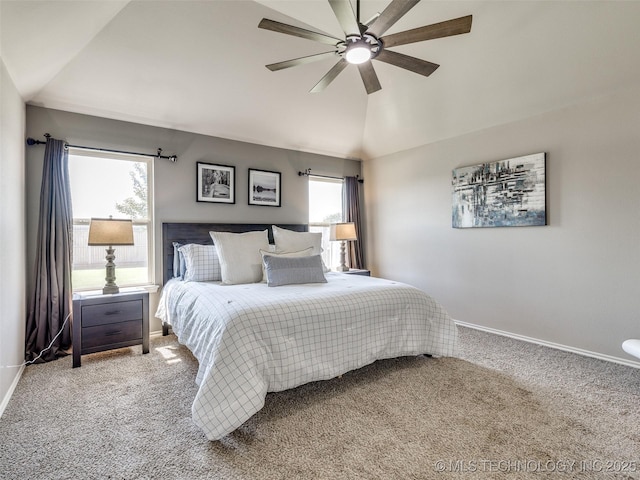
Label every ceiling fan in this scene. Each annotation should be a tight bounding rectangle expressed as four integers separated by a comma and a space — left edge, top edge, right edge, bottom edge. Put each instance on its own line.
258, 0, 472, 94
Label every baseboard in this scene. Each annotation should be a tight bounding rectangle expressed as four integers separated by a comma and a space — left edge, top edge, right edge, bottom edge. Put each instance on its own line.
455, 320, 640, 369
0, 365, 25, 418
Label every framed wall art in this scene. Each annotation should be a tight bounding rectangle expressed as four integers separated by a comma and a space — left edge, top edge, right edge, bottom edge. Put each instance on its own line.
452, 152, 546, 228
248, 169, 281, 207
197, 162, 235, 204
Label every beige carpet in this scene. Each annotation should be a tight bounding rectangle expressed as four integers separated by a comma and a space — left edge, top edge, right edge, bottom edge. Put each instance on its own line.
1, 326, 638, 479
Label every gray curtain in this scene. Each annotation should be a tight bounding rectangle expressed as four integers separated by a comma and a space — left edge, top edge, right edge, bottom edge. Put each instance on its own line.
343, 176, 365, 270
25, 137, 73, 362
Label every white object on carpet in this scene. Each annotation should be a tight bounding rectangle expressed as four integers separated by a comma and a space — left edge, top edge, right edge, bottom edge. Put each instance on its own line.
622, 339, 640, 359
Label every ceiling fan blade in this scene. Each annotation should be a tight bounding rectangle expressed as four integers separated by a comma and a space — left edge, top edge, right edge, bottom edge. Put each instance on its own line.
328, 0, 360, 36
375, 49, 439, 77
366, 0, 421, 38
259, 18, 342, 46
267, 51, 337, 71
310, 59, 349, 93
382, 15, 473, 48
357, 62, 382, 94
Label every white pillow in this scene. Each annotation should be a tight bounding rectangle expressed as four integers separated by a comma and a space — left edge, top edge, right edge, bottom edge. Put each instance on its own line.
209, 230, 269, 285
178, 244, 221, 282
272, 226, 328, 271
272, 226, 322, 254
259, 246, 313, 282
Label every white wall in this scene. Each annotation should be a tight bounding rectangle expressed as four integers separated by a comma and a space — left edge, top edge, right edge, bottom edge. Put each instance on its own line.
25, 106, 361, 333
364, 84, 640, 363
0, 59, 26, 413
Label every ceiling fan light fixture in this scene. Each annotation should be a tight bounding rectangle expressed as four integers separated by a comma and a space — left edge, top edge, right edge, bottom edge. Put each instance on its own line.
343, 34, 381, 65
345, 44, 372, 64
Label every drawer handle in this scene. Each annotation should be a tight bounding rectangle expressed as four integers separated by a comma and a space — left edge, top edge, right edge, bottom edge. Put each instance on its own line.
104, 310, 122, 316
105, 329, 122, 336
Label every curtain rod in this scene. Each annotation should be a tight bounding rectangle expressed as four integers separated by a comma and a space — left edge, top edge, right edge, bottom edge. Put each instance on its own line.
26, 133, 178, 162
298, 168, 363, 183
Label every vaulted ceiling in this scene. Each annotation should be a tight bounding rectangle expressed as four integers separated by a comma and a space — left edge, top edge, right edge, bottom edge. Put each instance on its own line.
2, 1, 640, 160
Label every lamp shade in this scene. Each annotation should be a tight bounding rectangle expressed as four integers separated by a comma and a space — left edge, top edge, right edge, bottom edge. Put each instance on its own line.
88, 218, 134, 246
329, 222, 357, 241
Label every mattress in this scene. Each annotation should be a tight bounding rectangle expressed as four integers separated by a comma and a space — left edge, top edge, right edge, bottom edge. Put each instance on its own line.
156, 272, 458, 440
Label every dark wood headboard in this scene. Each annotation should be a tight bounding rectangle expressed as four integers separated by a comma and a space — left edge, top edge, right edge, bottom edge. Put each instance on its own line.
162, 222, 308, 284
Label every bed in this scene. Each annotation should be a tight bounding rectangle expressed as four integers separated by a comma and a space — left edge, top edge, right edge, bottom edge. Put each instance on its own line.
156, 222, 458, 440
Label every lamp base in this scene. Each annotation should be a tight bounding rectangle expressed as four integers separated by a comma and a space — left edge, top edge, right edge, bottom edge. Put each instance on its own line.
336, 240, 350, 272
103, 285, 120, 295
103, 246, 120, 295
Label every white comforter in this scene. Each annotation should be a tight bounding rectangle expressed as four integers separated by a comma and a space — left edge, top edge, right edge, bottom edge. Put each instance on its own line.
156, 273, 458, 440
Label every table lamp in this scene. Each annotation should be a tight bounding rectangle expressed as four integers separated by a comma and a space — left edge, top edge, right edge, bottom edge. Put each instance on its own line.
88, 217, 134, 294
330, 222, 357, 272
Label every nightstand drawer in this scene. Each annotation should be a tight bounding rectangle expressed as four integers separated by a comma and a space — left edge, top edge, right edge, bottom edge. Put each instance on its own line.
81, 300, 143, 327
82, 320, 142, 349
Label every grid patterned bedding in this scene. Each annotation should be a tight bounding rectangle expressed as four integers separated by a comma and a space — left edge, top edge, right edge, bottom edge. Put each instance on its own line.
156, 273, 458, 440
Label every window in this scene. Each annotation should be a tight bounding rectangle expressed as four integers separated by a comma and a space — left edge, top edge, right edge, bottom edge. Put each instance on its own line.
68, 149, 153, 291
308, 176, 343, 270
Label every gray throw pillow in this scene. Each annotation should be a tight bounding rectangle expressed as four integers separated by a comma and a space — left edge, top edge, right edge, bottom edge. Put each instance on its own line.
263, 254, 327, 287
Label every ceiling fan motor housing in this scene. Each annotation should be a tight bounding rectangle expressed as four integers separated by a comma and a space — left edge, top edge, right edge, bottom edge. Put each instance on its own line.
340, 33, 383, 64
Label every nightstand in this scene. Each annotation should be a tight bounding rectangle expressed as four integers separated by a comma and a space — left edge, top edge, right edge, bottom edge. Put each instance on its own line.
72, 289, 149, 368
339, 269, 371, 276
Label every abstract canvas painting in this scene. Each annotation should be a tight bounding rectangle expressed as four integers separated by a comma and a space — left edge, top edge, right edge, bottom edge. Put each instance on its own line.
452, 153, 546, 228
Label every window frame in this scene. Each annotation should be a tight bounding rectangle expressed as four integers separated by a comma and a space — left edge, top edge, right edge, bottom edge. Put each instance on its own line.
308, 175, 344, 271
68, 148, 155, 292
